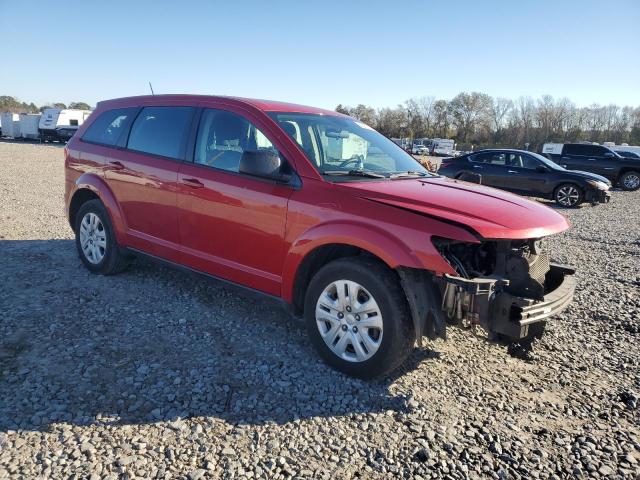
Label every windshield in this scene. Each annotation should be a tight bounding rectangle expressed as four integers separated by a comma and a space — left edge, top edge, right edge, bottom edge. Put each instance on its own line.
268, 112, 432, 179
529, 151, 565, 170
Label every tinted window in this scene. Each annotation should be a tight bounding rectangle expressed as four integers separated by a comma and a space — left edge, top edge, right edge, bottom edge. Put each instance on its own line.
563, 144, 601, 156
616, 150, 639, 159
82, 108, 137, 146
507, 153, 539, 169
127, 106, 194, 159
469, 152, 506, 165
194, 109, 277, 173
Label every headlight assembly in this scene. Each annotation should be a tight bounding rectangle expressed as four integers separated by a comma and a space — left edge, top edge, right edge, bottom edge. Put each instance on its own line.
586, 180, 610, 191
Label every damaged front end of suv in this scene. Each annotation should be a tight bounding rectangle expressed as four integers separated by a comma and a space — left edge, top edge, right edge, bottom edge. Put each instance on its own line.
434, 237, 576, 341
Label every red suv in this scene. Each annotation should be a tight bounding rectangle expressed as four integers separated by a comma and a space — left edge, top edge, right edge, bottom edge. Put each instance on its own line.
65, 95, 576, 378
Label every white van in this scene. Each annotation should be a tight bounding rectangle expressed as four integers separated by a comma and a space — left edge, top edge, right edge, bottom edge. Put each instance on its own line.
428, 138, 455, 156
39, 108, 92, 142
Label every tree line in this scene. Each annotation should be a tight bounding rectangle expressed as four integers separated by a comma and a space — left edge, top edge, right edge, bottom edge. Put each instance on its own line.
0, 96, 92, 114
336, 92, 640, 151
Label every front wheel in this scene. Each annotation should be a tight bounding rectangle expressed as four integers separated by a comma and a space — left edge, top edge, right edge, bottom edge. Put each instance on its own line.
619, 171, 640, 191
304, 257, 414, 379
554, 183, 584, 207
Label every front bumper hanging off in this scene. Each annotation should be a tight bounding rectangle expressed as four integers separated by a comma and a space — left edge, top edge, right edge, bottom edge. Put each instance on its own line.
585, 189, 611, 205
441, 263, 576, 340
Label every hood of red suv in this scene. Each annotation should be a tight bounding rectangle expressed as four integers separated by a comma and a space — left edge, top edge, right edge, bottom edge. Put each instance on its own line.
338, 176, 570, 239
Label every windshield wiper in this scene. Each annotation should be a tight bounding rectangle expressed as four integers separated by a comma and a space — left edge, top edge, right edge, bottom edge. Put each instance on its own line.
321, 170, 386, 178
389, 170, 431, 179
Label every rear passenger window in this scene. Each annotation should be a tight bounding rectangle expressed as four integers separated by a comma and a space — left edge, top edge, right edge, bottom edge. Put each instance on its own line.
82, 108, 137, 146
470, 152, 506, 165
564, 144, 595, 156
127, 107, 194, 159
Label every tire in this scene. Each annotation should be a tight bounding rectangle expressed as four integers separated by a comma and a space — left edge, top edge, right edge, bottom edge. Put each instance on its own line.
304, 256, 414, 379
554, 183, 584, 207
619, 171, 640, 191
74, 199, 130, 275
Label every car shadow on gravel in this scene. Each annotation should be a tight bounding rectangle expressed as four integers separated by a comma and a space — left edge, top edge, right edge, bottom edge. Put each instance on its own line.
0, 239, 442, 432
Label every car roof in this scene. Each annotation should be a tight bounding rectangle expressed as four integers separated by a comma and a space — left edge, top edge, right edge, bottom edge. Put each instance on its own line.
95, 94, 345, 117
460, 148, 537, 157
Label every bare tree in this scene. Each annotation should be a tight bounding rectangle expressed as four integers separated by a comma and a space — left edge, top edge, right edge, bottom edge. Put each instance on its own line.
449, 92, 492, 143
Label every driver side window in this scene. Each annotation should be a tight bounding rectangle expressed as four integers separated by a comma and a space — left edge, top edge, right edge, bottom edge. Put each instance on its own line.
194, 109, 277, 173
507, 153, 538, 169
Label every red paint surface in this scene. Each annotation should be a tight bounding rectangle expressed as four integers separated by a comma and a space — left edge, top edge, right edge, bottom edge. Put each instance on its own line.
65, 95, 570, 302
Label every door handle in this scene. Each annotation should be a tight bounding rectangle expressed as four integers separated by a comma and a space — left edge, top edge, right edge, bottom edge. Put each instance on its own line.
473, 165, 483, 169
507, 170, 518, 174
587, 158, 596, 161
108, 160, 125, 170
181, 177, 204, 189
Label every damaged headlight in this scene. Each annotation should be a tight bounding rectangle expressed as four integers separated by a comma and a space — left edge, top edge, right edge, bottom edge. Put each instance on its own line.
586, 179, 610, 191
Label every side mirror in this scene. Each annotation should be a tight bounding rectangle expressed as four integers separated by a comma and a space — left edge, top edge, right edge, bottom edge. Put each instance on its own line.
239, 150, 290, 183
535, 165, 548, 173
604, 152, 615, 158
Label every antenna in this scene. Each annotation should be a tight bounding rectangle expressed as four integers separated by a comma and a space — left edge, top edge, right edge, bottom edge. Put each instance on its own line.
148, 82, 155, 95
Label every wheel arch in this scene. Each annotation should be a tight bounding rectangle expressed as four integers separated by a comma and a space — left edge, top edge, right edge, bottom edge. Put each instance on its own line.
69, 173, 126, 243
282, 223, 425, 316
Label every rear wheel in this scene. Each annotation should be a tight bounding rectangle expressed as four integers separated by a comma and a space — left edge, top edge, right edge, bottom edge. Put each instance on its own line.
304, 257, 414, 379
554, 183, 583, 207
619, 171, 640, 191
75, 199, 130, 275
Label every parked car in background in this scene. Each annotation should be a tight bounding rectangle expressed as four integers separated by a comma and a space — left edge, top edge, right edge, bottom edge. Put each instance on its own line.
438, 149, 611, 207
65, 95, 576, 378
411, 144, 429, 155
615, 149, 640, 159
424, 138, 455, 156
542, 143, 640, 191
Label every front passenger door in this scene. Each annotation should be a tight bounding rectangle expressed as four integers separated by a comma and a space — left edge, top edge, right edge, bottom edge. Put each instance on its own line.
503, 153, 550, 196
176, 108, 295, 296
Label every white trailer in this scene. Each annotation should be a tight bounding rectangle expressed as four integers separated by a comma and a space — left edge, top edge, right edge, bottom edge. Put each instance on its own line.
19, 113, 42, 140
1, 113, 21, 138
39, 108, 92, 142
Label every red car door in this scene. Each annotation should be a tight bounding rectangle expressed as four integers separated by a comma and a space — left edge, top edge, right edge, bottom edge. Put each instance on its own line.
176, 108, 294, 296
104, 106, 195, 260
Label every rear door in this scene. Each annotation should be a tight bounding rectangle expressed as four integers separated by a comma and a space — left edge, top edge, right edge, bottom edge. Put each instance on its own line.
176, 107, 294, 296
466, 151, 508, 187
105, 105, 195, 260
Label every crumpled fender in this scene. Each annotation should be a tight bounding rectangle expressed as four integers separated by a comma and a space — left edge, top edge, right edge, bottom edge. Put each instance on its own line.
282, 221, 429, 303
71, 173, 127, 244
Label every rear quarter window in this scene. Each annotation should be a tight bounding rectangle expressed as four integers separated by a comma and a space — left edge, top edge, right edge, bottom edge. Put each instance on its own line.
82, 108, 137, 146
127, 106, 195, 160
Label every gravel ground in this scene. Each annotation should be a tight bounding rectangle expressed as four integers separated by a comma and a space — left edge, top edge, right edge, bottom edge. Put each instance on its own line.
0, 141, 638, 479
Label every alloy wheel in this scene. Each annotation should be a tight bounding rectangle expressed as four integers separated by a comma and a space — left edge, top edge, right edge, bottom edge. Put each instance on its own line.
623, 173, 640, 190
315, 280, 383, 362
557, 186, 580, 206
79, 212, 107, 264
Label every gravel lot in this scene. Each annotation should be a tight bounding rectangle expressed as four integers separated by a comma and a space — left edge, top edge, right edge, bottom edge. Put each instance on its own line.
0, 141, 638, 479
